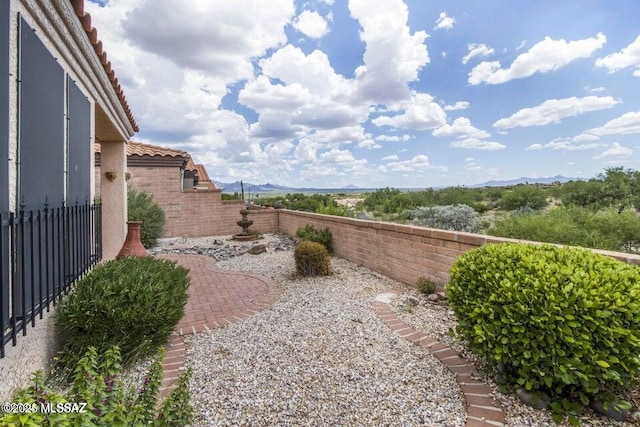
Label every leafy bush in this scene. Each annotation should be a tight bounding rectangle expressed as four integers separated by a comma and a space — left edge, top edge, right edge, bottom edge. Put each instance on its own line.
55, 257, 189, 370
296, 224, 333, 253
416, 277, 436, 294
489, 206, 640, 253
128, 187, 165, 248
294, 241, 331, 276
497, 185, 548, 211
447, 243, 640, 418
0, 346, 193, 427
409, 204, 482, 233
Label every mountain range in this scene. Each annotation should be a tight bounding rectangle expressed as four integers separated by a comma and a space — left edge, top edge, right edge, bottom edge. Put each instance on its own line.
212, 175, 582, 194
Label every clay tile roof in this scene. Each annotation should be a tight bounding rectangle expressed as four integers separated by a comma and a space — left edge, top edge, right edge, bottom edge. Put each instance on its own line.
70, 0, 139, 132
184, 156, 197, 172
95, 141, 189, 158
195, 164, 211, 183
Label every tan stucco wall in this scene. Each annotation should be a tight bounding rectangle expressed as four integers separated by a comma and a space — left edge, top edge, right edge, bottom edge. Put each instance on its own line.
99, 142, 127, 259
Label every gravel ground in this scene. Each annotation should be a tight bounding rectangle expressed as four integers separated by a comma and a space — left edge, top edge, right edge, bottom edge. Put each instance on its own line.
153, 234, 640, 426
178, 238, 466, 427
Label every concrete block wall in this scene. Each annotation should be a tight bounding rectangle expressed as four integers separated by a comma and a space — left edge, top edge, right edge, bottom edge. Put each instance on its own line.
277, 210, 640, 289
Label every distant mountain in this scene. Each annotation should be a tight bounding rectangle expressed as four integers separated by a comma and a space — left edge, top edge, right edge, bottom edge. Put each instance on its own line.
341, 184, 361, 190
471, 175, 583, 188
211, 181, 294, 193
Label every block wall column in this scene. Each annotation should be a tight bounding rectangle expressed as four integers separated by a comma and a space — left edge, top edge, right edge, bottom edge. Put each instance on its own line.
99, 141, 127, 259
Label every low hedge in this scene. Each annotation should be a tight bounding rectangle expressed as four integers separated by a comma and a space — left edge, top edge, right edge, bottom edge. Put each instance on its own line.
447, 243, 640, 415
294, 241, 331, 276
55, 256, 189, 371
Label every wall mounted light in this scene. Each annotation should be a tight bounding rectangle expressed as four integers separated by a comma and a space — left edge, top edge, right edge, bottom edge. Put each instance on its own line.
125, 172, 131, 181
105, 171, 117, 182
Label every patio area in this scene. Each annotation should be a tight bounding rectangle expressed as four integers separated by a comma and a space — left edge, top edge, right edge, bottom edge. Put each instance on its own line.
152, 234, 625, 427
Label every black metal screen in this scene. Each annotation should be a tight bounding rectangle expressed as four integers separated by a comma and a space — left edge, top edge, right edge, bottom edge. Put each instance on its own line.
0, 0, 10, 332
67, 76, 91, 203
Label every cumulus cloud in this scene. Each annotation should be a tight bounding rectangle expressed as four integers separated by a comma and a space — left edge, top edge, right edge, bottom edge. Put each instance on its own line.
371, 93, 447, 130
450, 138, 506, 151
433, 117, 490, 139
293, 10, 330, 39
385, 155, 442, 172
434, 12, 456, 31
122, 1, 294, 80
493, 96, 619, 129
581, 111, 640, 139
595, 35, 640, 77
350, 0, 430, 102
375, 134, 412, 142
594, 142, 633, 159
444, 101, 470, 111
382, 154, 399, 161
468, 33, 607, 85
462, 43, 494, 65
526, 138, 605, 151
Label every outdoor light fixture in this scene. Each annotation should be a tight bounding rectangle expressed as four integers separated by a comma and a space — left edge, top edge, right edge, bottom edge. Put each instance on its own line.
105, 171, 117, 182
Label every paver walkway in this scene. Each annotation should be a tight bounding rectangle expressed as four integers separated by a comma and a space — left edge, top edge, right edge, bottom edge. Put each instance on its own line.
157, 254, 282, 396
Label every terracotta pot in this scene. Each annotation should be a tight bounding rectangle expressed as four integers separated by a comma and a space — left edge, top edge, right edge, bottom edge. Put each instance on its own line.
116, 221, 147, 259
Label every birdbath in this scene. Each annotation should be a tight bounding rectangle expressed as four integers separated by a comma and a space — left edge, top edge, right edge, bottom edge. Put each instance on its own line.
232, 208, 257, 241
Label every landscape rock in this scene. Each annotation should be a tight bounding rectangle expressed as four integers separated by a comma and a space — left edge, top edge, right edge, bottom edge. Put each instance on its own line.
436, 291, 447, 300
245, 244, 267, 255
427, 293, 440, 302
516, 388, 550, 410
590, 398, 629, 422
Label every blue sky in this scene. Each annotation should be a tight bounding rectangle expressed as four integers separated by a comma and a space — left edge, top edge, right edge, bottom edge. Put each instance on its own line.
86, 0, 640, 188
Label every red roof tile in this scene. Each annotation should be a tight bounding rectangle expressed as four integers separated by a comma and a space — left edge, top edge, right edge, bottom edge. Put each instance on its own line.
195, 164, 211, 182
95, 141, 188, 158
70, 0, 139, 132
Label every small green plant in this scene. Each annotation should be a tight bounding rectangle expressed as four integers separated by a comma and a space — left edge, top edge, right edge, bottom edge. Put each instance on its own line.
55, 257, 189, 371
296, 224, 333, 253
128, 187, 165, 248
416, 277, 437, 294
0, 346, 193, 426
294, 241, 331, 276
447, 242, 640, 423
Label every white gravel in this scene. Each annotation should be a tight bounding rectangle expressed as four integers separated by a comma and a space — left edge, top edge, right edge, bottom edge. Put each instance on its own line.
181, 241, 466, 426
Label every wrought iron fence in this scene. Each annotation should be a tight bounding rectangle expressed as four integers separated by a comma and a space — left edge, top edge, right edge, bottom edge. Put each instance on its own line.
0, 201, 101, 357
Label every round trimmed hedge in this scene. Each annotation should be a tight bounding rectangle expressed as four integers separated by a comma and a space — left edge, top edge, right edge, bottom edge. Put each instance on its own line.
55, 256, 189, 370
294, 241, 331, 276
447, 243, 640, 404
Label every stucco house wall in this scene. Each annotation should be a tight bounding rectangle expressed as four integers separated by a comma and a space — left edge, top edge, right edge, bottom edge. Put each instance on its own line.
1, 0, 137, 401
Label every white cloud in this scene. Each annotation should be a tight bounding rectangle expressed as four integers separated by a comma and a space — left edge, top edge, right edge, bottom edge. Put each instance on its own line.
595, 35, 640, 76
433, 117, 490, 139
293, 10, 330, 39
375, 134, 412, 142
450, 138, 506, 151
594, 142, 633, 159
358, 140, 382, 149
583, 111, 640, 138
526, 138, 605, 151
434, 11, 456, 31
350, 0, 430, 102
382, 154, 399, 161
444, 101, 470, 111
493, 96, 619, 129
371, 92, 447, 130
462, 43, 494, 65
385, 155, 443, 172
468, 33, 607, 85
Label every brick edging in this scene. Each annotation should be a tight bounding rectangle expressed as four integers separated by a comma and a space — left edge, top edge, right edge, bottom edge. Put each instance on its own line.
158, 255, 283, 398
372, 290, 506, 427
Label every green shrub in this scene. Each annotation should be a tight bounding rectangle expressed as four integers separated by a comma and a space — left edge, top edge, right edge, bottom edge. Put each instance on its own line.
447, 243, 640, 418
416, 277, 437, 294
128, 187, 165, 248
497, 185, 548, 211
409, 204, 482, 233
294, 241, 331, 276
296, 224, 333, 253
0, 346, 193, 426
489, 206, 640, 253
55, 257, 189, 371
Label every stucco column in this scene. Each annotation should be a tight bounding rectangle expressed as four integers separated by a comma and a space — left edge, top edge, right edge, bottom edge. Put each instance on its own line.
99, 141, 127, 260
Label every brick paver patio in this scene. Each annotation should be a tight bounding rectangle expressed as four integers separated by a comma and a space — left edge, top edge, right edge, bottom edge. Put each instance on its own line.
157, 254, 282, 396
